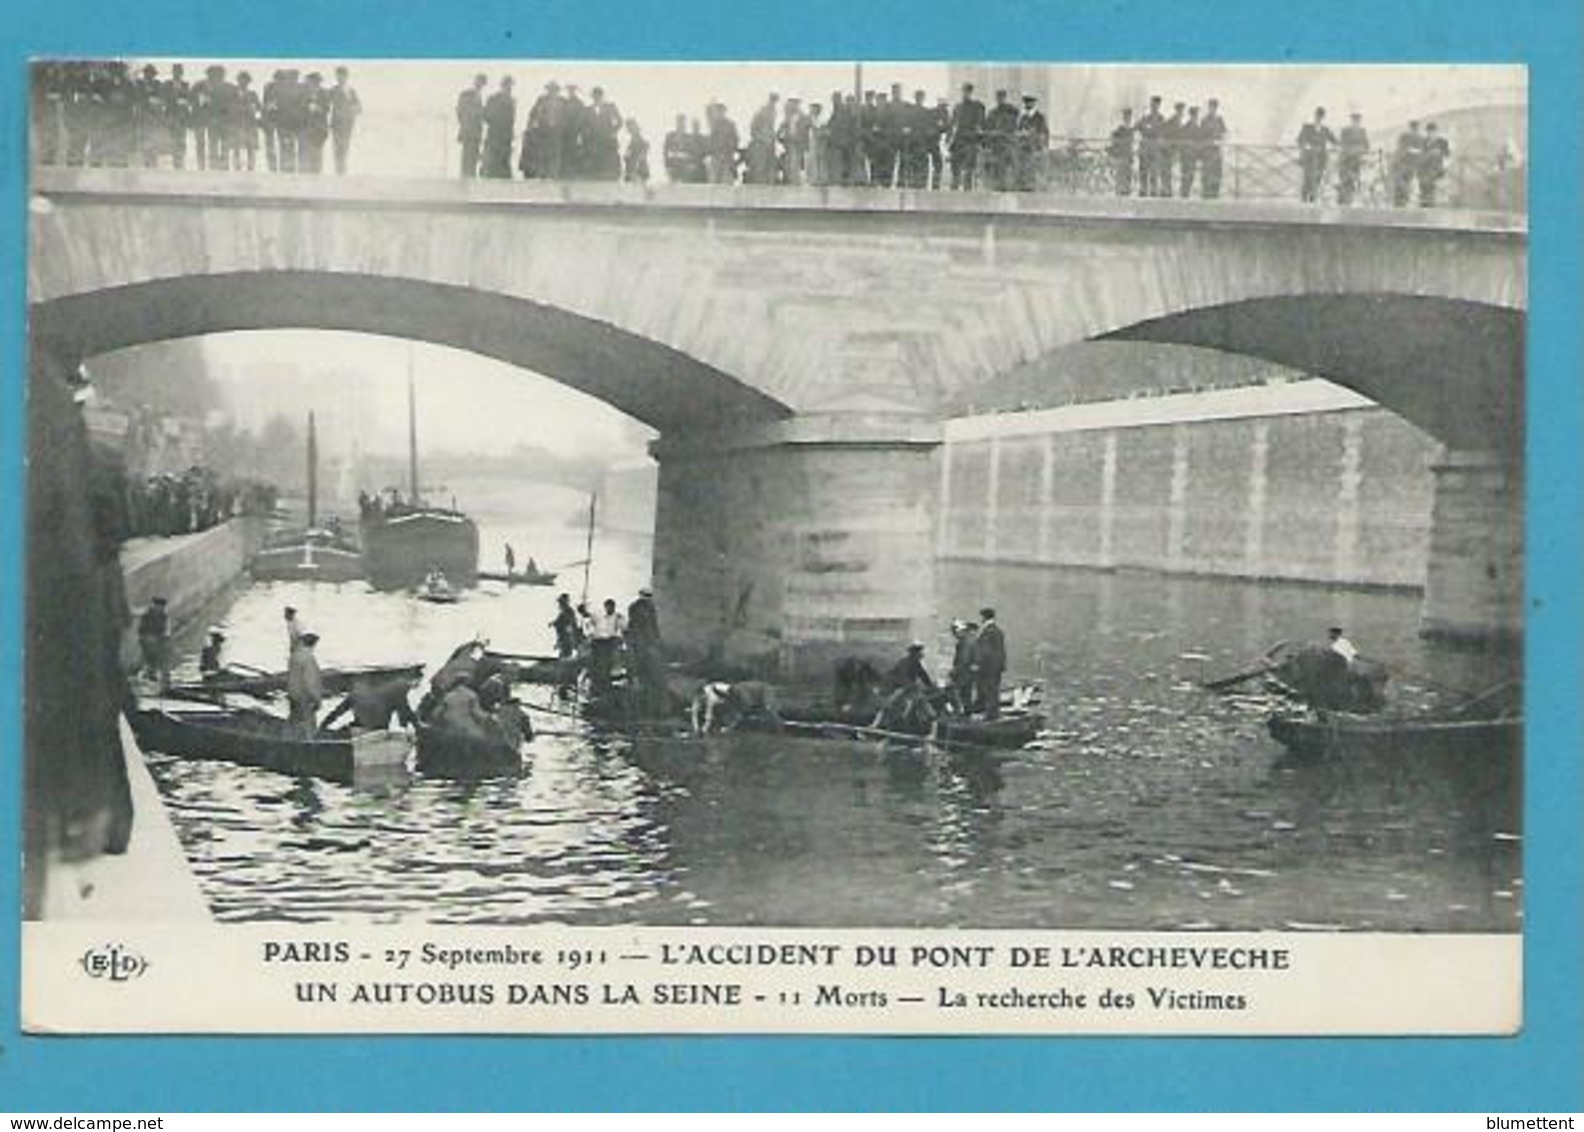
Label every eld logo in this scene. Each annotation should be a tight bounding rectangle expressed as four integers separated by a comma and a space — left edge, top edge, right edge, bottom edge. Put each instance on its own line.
80, 943, 149, 982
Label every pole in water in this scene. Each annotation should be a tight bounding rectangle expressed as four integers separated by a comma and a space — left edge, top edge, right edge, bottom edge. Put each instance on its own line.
406, 346, 420, 504
306, 410, 318, 530
581, 490, 596, 604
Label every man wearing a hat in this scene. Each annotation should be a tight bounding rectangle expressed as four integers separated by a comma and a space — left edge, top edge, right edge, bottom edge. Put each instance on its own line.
193, 64, 235, 171
300, 72, 330, 174
972, 607, 1007, 720
947, 82, 986, 190
161, 63, 193, 170
267, 69, 305, 172
482, 75, 516, 179
983, 89, 1019, 190
874, 641, 938, 732
199, 628, 226, 677
137, 596, 171, 692
949, 619, 981, 714
1015, 93, 1048, 191
1136, 94, 1165, 196
132, 64, 166, 169
329, 65, 361, 175
287, 631, 324, 735
455, 73, 489, 178
625, 586, 665, 714
231, 71, 261, 171
1159, 100, 1187, 197
521, 79, 564, 180
1327, 626, 1359, 667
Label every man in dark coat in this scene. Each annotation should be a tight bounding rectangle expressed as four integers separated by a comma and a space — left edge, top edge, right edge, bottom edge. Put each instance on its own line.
1297, 107, 1337, 203
625, 587, 665, 713
1108, 107, 1136, 196
162, 63, 193, 169
1337, 112, 1370, 205
482, 76, 516, 178
1417, 122, 1450, 207
983, 90, 1019, 191
1014, 94, 1048, 191
1199, 98, 1228, 198
456, 73, 487, 177
328, 66, 362, 175
972, 607, 1007, 720
299, 72, 330, 173
948, 82, 986, 190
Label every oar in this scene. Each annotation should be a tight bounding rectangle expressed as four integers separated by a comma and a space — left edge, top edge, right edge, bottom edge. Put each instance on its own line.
486, 649, 565, 666
1201, 663, 1276, 692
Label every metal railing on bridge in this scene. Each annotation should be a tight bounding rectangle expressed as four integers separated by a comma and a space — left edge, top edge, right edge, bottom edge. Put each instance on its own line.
31, 108, 1528, 215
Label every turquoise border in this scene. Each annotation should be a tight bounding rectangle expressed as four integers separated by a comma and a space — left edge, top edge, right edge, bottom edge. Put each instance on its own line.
2, 0, 1578, 1112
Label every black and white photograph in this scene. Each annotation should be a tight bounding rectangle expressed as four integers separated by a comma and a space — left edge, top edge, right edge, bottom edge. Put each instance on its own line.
21, 59, 1526, 1032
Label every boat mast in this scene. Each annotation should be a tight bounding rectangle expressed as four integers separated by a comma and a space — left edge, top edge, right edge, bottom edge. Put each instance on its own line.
406, 347, 420, 505
581, 490, 597, 604
306, 410, 318, 529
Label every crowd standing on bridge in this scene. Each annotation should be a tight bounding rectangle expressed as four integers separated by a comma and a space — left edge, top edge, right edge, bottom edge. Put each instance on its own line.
32, 61, 1472, 209
444, 71, 1465, 209
31, 60, 364, 175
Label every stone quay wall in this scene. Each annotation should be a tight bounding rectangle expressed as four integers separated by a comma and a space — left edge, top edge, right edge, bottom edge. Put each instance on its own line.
119, 517, 265, 670
938, 382, 1439, 590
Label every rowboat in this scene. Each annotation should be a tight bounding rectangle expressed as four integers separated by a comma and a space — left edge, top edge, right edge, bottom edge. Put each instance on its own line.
414, 722, 526, 778
167, 663, 426, 701
478, 567, 559, 587
416, 573, 462, 604
1267, 710, 1521, 759
129, 705, 410, 784
1267, 676, 1520, 759
777, 706, 1046, 751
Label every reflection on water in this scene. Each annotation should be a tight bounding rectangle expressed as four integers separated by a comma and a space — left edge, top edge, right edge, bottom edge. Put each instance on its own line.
146, 530, 1521, 931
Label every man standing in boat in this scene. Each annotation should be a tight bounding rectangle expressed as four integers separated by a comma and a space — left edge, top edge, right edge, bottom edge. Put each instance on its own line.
949, 618, 980, 714
973, 607, 1007, 720
287, 632, 325, 736
1328, 626, 1358, 668
587, 598, 626, 695
199, 628, 225, 678
136, 596, 171, 693
625, 586, 665, 714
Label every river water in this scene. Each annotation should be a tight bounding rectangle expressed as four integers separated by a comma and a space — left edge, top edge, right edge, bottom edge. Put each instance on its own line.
144, 506, 1522, 932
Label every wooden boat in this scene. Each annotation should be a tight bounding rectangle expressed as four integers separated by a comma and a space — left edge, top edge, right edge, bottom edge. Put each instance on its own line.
250, 528, 365, 583
168, 663, 425, 701
248, 413, 366, 583
479, 567, 559, 587
414, 722, 525, 777
416, 573, 461, 604
129, 705, 410, 784
359, 360, 479, 591
776, 705, 1046, 751
1267, 712, 1520, 759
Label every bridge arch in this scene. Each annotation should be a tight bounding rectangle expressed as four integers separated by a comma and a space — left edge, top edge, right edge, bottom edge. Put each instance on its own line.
1098, 293, 1524, 453
30, 270, 792, 436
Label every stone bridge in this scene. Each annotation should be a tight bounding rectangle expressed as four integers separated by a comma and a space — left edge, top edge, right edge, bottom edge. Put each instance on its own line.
28, 170, 1527, 662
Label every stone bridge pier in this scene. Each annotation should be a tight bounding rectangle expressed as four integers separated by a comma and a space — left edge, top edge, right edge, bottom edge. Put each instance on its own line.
1422, 450, 1524, 645
652, 415, 942, 678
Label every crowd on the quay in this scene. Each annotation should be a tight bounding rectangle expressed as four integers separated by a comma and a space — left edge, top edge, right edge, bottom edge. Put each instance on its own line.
124, 466, 276, 540
31, 59, 364, 174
